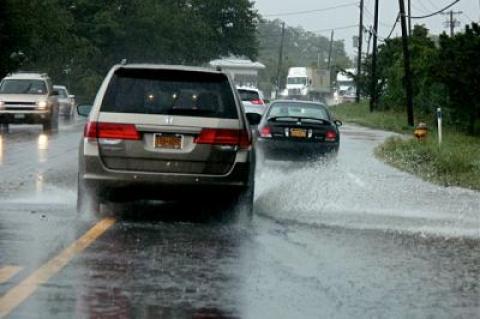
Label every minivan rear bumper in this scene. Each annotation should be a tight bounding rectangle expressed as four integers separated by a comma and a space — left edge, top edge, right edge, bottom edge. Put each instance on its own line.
80, 155, 253, 200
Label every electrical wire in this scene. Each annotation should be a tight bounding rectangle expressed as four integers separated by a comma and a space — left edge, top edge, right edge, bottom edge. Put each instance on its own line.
377, 13, 400, 41
363, 6, 394, 28
312, 24, 360, 34
462, 12, 474, 22
409, 0, 461, 19
413, 1, 432, 14
263, 2, 357, 18
424, 0, 440, 10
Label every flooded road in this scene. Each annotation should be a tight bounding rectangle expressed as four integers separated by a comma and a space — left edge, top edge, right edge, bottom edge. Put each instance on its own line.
0, 120, 479, 318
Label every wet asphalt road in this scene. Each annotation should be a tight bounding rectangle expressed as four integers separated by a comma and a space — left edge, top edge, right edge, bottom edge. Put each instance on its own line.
0, 119, 479, 319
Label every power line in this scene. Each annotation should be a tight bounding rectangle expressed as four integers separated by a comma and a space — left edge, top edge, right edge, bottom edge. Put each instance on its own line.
363, 6, 393, 28
442, 10, 463, 36
413, 0, 431, 14
312, 24, 359, 33
423, 0, 439, 11
384, 13, 400, 40
462, 12, 474, 22
409, 0, 461, 19
263, 2, 357, 18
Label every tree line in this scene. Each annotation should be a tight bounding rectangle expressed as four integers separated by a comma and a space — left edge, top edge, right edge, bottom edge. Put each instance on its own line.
359, 23, 480, 135
0, 0, 259, 102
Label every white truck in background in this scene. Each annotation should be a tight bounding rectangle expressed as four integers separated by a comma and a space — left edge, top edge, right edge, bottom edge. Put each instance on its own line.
286, 67, 330, 102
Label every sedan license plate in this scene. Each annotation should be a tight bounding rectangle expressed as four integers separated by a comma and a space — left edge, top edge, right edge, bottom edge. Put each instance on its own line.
14, 114, 26, 119
154, 134, 183, 149
290, 128, 307, 138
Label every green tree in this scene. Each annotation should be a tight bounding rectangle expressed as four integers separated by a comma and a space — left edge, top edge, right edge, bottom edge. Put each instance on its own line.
1, 0, 260, 101
434, 23, 480, 134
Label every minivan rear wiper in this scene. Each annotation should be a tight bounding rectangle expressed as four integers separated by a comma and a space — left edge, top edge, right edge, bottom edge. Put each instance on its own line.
166, 108, 217, 116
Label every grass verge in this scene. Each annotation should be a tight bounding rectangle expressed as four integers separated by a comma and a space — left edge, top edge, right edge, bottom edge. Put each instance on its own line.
331, 102, 414, 133
332, 102, 480, 191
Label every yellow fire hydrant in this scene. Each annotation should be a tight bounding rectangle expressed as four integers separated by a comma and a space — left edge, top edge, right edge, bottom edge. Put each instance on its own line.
414, 122, 428, 140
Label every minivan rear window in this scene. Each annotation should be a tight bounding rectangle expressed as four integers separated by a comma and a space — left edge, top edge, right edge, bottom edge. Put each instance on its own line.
101, 68, 238, 119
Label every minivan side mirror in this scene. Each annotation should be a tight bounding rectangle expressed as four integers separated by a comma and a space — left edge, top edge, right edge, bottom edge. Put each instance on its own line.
77, 104, 93, 117
246, 112, 262, 126
334, 119, 343, 127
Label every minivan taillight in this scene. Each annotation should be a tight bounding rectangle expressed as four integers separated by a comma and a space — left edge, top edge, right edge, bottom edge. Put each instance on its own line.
84, 121, 141, 140
195, 128, 251, 149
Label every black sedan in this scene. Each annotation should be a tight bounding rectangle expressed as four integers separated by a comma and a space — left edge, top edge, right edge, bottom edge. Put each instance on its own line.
256, 100, 342, 160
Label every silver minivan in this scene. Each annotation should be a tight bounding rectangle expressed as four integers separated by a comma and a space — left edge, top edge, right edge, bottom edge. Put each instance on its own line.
77, 64, 261, 216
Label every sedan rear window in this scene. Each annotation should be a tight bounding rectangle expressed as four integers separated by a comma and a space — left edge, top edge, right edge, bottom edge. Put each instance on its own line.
238, 89, 259, 101
267, 102, 330, 121
101, 68, 238, 119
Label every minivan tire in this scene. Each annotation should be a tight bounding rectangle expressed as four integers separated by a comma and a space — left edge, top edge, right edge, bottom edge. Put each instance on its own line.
234, 184, 254, 217
77, 177, 101, 217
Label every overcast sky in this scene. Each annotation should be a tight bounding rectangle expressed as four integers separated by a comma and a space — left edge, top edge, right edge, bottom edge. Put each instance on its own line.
253, 0, 480, 57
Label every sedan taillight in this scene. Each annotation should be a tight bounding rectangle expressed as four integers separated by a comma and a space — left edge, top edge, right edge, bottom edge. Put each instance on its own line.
84, 121, 141, 140
325, 130, 337, 142
259, 126, 272, 138
250, 98, 265, 105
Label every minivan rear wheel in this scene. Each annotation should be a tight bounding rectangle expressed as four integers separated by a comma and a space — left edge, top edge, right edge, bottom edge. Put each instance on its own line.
232, 184, 254, 218
77, 177, 101, 217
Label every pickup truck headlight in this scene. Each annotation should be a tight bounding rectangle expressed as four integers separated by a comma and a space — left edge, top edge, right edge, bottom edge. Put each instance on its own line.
37, 101, 48, 109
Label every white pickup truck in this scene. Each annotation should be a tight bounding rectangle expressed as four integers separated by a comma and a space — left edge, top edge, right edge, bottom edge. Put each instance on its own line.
0, 72, 59, 132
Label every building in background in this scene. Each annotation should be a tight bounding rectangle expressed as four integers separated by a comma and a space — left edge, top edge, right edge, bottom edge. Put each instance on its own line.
209, 57, 265, 88
334, 68, 356, 104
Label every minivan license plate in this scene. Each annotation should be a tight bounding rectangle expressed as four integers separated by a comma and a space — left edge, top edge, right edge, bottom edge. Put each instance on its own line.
14, 114, 26, 119
154, 134, 182, 149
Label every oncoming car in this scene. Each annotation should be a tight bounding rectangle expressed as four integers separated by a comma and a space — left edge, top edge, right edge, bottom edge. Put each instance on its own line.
54, 85, 76, 119
0, 72, 59, 132
77, 64, 261, 216
257, 100, 342, 160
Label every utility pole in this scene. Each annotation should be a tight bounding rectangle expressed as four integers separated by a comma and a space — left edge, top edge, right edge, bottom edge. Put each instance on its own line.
398, 0, 414, 127
442, 11, 462, 36
369, 0, 379, 112
366, 26, 373, 56
327, 30, 335, 90
275, 22, 286, 98
327, 30, 334, 70
407, 0, 412, 35
356, 0, 364, 103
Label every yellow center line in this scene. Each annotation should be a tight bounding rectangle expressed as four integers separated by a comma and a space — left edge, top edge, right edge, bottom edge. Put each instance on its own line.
0, 217, 116, 318
0, 266, 23, 285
